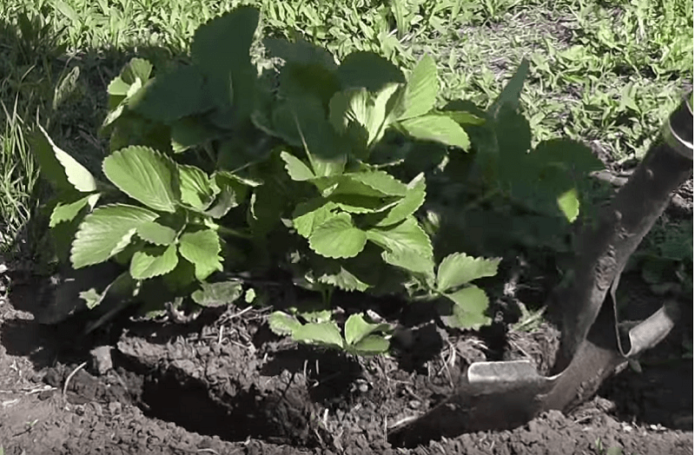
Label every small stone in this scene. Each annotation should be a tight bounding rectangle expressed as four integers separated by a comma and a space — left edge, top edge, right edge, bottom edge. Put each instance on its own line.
90, 346, 113, 375
409, 400, 420, 409
91, 402, 103, 417
108, 401, 122, 414
527, 419, 541, 433
603, 415, 621, 430
546, 410, 564, 423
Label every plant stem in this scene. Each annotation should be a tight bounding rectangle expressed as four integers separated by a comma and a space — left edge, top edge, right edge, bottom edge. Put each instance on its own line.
217, 225, 252, 239
463, 187, 500, 211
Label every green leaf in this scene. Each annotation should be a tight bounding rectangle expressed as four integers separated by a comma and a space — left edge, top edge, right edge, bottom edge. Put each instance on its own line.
71, 204, 159, 269
344, 313, 391, 346
248, 180, 287, 235
205, 172, 251, 217
52, 0, 80, 25
162, 257, 197, 291
487, 58, 529, 119
337, 51, 404, 92
436, 253, 501, 293
496, 106, 533, 184
130, 244, 179, 280
120, 58, 153, 86
293, 199, 337, 238
441, 285, 492, 330
264, 38, 337, 69
105, 109, 171, 151
192, 280, 243, 307
309, 213, 367, 259
533, 139, 604, 175
178, 228, 223, 281
331, 195, 397, 214
34, 124, 98, 193
103, 146, 179, 213
444, 110, 485, 126
79, 272, 135, 310
268, 311, 302, 336
136, 220, 178, 245
292, 301, 333, 323
317, 265, 371, 292
278, 62, 341, 107
129, 64, 207, 123
78, 288, 103, 310
280, 151, 315, 181
287, 97, 347, 177
348, 334, 390, 356
397, 55, 438, 121
204, 184, 238, 219
50, 193, 100, 227
53, 65, 80, 111
191, 7, 259, 118
366, 216, 433, 260
264, 38, 339, 105
107, 77, 131, 101
400, 115, 470, 150
292, 322, 344, 350
382, 249, 435, 278
557, 188, 580, 223
332, 171, 408, 198
192, 8, 258, 69
329, 84, 399, 146
375, 173, 426, 227
171, 117, 220, 153
178, 164, 216, 211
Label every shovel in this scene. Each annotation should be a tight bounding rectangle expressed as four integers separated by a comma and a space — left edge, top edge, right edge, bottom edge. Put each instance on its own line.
389, 90, 693, 447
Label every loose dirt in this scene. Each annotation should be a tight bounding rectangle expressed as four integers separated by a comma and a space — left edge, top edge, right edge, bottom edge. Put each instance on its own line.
0, 272, 691, 455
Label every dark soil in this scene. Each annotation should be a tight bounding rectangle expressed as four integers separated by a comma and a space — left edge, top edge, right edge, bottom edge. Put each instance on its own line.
0, 271, 692, 455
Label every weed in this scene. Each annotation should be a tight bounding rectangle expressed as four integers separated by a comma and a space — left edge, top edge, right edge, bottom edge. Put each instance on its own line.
0, 99, 39, 253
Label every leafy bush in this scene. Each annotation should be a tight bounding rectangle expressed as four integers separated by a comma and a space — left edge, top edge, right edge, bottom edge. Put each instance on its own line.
32, 6, 602, 354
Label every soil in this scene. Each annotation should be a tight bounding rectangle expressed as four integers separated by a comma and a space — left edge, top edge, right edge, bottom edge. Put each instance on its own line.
0, 268, 692, 455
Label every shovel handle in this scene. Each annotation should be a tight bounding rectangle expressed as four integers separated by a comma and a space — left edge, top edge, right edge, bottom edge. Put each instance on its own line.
554, 90, 693, 371
662, 90, 693, 160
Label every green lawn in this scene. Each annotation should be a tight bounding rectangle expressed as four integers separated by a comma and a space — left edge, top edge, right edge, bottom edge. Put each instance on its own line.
0, 0, 692, 259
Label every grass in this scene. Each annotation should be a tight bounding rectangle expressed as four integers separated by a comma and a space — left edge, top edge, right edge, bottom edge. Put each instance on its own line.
0, 0, 692, 260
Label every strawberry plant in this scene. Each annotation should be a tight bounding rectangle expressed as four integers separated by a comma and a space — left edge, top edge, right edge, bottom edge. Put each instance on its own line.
31, 6, 602, 355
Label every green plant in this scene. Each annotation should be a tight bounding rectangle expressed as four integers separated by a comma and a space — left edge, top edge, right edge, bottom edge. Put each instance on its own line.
270, 310, 394, 356
32, 6, 602, 355
594, 438, 624, 455
628, 219, 693, 298
0, 99, 39, 252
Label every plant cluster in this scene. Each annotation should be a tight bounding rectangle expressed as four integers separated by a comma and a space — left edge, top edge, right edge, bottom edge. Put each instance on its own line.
32, 6, 602, 354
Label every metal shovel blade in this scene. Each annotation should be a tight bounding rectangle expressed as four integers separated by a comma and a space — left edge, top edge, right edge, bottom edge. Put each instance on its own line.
388, 91, 692, 448
388, 298, 680, 448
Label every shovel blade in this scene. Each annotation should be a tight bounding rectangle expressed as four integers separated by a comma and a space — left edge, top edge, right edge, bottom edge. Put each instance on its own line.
388, 360, 556, 448
387, 300, 679, 448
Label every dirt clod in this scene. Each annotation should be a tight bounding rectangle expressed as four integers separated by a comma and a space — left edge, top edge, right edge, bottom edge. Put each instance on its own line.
1, 279, 692, 454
